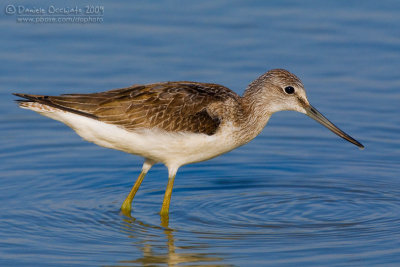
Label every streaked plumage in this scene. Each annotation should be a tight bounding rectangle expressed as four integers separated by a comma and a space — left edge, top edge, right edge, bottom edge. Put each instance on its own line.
14, 69, 364, 219
15, 82, 242, 135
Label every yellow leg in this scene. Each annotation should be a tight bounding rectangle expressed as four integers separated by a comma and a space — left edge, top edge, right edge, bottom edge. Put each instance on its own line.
160, 213, 170, 227
121, 171, 146, 216
121, 160, 155, 216
160, 174, 176, 215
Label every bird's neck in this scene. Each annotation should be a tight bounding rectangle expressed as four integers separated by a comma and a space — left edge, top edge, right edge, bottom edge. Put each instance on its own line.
236, 83, 273, 145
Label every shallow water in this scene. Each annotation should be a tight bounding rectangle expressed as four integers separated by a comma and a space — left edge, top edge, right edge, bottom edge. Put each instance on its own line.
1, 0, 400, 266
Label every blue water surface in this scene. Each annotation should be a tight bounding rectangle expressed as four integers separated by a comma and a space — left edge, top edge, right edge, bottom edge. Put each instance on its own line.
1, 1, 399, 266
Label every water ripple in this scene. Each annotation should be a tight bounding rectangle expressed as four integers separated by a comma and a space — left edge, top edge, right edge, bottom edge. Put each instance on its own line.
169, 176, 400, 238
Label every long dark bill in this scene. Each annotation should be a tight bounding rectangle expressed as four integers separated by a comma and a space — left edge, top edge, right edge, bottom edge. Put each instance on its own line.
306, 105, 364, 149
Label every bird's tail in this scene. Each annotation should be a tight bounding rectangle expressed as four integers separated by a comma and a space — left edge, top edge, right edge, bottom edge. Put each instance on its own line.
13, 93, 97, 118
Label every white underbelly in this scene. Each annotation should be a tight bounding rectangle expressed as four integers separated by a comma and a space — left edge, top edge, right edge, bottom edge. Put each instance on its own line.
22, 103, 239, 168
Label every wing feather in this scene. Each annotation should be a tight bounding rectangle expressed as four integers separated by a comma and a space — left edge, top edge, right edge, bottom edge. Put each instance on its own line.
14, 82, 241, 135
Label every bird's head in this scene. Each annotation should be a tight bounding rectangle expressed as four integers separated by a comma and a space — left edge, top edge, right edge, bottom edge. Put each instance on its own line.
250, 69, 364, 149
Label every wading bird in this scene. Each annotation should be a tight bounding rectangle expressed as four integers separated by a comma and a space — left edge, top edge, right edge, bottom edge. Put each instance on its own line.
14, 69, 364, 218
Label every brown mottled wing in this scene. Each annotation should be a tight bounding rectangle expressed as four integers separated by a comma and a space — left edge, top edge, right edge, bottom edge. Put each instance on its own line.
14, 82, 241, 135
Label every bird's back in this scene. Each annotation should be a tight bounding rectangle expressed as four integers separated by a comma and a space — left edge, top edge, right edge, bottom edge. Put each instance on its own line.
15, 81, 242, 136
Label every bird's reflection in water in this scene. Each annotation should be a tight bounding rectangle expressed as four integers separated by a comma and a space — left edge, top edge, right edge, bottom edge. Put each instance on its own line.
116, 214, 228, 267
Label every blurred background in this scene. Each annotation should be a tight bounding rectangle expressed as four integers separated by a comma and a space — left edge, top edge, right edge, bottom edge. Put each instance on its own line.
1, 1, 399, 266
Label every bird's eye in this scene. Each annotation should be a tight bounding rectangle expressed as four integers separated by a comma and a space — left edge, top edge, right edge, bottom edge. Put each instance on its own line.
284, 86, 295, 94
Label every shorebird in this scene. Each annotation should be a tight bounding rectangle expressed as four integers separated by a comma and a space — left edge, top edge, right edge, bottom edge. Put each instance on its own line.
14, 69, 364, 217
